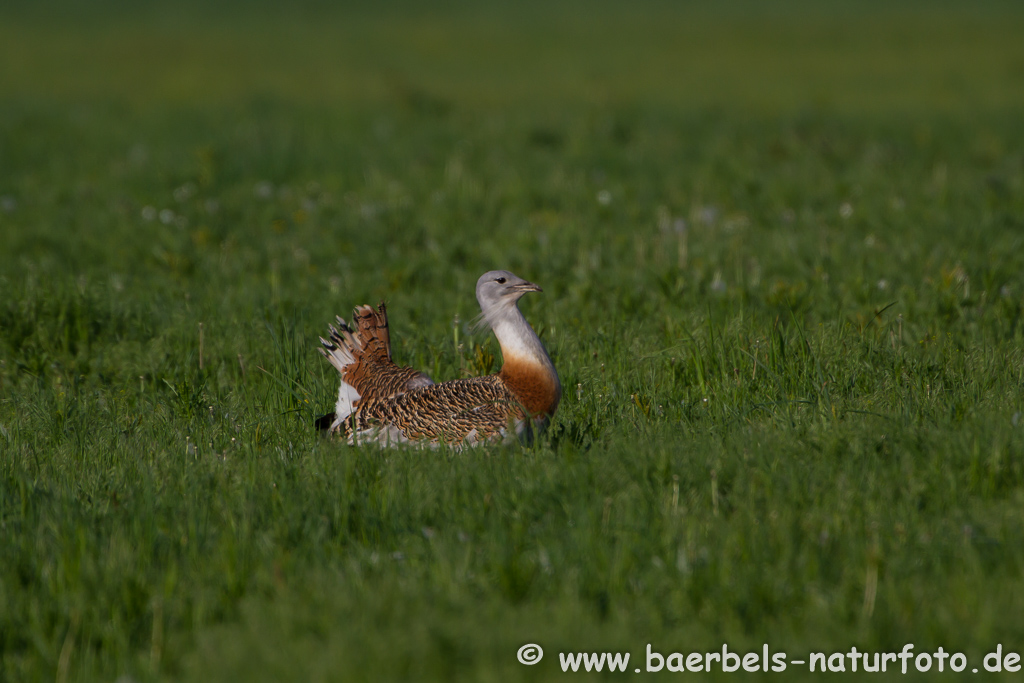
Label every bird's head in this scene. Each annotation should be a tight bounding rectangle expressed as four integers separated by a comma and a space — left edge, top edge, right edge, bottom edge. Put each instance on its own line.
475, 270, 542, 313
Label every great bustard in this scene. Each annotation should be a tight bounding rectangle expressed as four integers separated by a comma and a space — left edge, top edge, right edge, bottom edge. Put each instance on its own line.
318, 270, 561, 446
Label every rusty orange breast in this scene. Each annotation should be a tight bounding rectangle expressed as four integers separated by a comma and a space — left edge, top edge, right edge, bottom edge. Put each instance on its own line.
499, 357, 561, 417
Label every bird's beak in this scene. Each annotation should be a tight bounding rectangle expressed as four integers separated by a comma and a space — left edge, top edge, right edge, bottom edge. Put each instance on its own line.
513, 281, 542, 293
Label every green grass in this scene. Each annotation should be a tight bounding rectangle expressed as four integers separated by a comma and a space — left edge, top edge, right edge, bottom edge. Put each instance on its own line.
2, 1, 1024, 681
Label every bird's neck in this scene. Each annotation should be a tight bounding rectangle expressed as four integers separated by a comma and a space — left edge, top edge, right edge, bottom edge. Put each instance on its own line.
489, 306, 561, 417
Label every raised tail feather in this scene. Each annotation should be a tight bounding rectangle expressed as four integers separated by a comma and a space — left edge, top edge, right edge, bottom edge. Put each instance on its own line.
318, 303, 433, 433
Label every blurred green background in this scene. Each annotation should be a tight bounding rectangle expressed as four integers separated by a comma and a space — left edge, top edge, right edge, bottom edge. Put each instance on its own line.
2, 2, 1024, 682
3, 1, 1024, 112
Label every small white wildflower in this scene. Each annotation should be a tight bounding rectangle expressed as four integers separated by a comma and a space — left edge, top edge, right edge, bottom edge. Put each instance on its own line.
141, 205, 157, 221
676, 547, 689, 573
159, 209, 175, 224
710, 271, 726, 293
698, 205, 718, 226
839, 202, 853, 219
596, 189, 612, 205
253, 181, 274, 199
877, 279, 889, 291
538, 549, 552, 573
173, 183, 196, 203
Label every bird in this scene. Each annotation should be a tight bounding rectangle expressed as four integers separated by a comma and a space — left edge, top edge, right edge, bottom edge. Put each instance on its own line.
317, 270, 561, 447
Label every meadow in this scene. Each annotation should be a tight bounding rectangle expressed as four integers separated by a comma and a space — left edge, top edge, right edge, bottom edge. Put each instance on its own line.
2, 1, 1024, 680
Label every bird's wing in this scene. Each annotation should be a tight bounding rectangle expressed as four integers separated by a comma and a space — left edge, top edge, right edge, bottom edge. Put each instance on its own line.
347, 375, 524, 444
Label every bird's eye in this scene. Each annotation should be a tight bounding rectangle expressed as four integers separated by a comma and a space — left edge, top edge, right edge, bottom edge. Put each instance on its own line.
495, 277, 507, 284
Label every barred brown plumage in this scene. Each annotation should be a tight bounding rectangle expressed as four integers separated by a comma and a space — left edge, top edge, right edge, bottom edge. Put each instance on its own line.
318, 270, 561, 447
